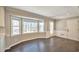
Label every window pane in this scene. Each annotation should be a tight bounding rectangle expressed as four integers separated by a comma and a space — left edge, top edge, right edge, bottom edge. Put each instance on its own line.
11, 16, 20, 35
39, 21, 44, 32
50, 21, 54, 34
12, 20, 19, 26
23, 22, 27, 33
23, 19, 37, 33
30, 22, 37, 32
12, 27, 19, 35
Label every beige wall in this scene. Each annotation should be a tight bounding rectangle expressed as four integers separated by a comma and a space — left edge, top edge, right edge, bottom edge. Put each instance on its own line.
0, 7, 5, 51
0, 7, 5, 27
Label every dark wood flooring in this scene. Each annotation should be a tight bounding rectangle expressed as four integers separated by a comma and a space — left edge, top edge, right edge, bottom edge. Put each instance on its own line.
5, 37, 79, 52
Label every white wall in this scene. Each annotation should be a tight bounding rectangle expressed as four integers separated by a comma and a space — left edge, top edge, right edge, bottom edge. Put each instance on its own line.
55, 18, 79, 41
55, 20, 67, 38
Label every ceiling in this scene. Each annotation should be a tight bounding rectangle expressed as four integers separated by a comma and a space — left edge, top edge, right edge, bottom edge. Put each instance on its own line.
10, 6, 79, 19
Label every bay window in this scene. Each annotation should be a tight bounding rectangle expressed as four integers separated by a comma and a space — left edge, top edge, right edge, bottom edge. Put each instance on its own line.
11, 16, 45, 35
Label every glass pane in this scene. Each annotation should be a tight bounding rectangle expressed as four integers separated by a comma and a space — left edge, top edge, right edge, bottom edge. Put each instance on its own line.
12, 20, 19, 27
23, 22, 27, 33
11, 16, 20, 36
39, 21, 44, 32
12, 27, 19, 35
30, 22, 37, 32
23, 19, 37, 33
50, 21, 54, 34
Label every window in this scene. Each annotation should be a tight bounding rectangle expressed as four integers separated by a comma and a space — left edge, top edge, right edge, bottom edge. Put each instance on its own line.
23, 19, 37, 33
39, 20, 44, 32
11, 15, 45, 35
50, 21, 54, 34
11, 16, 20, 35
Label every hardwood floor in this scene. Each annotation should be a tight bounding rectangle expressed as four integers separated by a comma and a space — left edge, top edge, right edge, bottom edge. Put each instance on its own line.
5, 37, 79, 52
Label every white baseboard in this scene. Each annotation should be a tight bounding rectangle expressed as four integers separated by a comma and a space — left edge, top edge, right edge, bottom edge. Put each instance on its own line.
56, 35, 79, 41
4, 36, 55, 52
4, 37, 48, 51
5, 39, 30, 51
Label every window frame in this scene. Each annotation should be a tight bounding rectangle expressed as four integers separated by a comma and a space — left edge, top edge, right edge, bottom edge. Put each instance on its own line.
11, 16, 21, 36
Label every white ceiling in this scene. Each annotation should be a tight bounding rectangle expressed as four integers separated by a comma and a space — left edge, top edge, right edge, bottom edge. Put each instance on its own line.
10, 6, 79, 19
